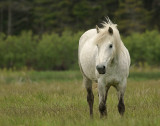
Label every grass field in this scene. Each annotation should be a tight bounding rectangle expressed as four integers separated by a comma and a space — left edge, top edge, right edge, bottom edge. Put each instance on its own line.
0, 69, 160, 126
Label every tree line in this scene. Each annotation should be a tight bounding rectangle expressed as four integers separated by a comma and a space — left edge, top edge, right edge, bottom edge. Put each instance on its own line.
0, 30, 160, 70
0, 0, 160, 35
0, 0, 160, 70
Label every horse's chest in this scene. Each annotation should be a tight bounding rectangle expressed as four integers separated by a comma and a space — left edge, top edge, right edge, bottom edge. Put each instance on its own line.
105, 68, 122, 84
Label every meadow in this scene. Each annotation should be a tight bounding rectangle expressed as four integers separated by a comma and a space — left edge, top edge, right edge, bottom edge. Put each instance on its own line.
0, 68, 160, 126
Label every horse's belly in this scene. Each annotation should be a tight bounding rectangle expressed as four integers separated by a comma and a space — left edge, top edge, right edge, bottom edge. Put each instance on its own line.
79, 44, 97, 80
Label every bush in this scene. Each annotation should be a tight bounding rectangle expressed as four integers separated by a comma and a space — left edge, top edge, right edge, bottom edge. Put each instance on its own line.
0, 31, 36, 69
0, 30, 160, 70
0, 30, 83, 70
35, 31, 82, 70
123, 30, 160, 66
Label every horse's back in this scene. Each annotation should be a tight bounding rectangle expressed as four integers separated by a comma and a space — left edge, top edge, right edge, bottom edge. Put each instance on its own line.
79, 29, 97, 53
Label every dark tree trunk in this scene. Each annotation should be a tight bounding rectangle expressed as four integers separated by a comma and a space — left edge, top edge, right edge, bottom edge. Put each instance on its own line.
8, 1, 12, 35
0, 8, 3, 33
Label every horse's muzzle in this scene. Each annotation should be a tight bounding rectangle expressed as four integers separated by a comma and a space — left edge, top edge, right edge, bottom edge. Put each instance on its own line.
96, 65, 106, 74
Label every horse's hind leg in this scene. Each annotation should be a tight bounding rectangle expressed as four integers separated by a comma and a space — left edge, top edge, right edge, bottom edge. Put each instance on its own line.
83, 77, 94, 117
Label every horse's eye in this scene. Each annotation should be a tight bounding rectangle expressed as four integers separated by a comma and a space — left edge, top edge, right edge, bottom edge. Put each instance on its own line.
109, 44, 112, 48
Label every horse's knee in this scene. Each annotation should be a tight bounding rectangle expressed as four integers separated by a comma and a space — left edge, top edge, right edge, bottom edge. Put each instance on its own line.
118, 100, 125, 115
83, 77, 92, 88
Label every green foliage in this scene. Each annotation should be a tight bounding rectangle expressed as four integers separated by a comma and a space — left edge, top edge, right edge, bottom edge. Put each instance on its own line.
115, 0, 149, 35
124, 30, 160, 66
2, 0, 159, 35
0, 31, 36, 69
35, 31, 82, 70
0, 30, 160, 70
151, 0, 160, 30
0, 30, 83, 70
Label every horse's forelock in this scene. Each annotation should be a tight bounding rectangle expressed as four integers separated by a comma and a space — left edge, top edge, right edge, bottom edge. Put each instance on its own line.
94, 20, 119, 45
94, 19, 122, 56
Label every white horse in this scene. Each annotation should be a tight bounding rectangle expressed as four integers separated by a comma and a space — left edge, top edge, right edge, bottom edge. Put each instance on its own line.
78, 18, 130, 117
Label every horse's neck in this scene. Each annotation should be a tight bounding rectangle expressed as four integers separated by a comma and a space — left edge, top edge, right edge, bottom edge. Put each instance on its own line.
115, 41, 123, 62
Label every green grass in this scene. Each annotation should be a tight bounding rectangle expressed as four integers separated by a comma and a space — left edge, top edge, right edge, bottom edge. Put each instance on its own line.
0, 70, 160, 126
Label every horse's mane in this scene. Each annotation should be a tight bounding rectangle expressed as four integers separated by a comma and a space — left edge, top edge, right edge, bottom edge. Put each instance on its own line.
95, 17, 122, 55
95, 17, 119, 44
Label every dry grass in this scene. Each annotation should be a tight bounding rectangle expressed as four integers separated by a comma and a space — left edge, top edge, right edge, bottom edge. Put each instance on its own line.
0, 70, 160, 126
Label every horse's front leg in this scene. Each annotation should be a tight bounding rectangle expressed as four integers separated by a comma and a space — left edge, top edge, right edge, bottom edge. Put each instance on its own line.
83, 77, 94, 117
116, 82, 126, 116
98, 81, 110, 118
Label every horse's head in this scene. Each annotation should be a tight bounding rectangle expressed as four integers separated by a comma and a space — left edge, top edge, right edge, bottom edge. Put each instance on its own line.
95, 20, 121, 75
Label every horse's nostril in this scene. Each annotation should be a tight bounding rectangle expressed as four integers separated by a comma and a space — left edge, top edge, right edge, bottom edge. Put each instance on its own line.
103, 66, 105, 70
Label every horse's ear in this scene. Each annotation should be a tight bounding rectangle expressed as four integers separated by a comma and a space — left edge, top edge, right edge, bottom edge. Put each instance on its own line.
96, 25, 100, 33
108, 27, 113, 35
